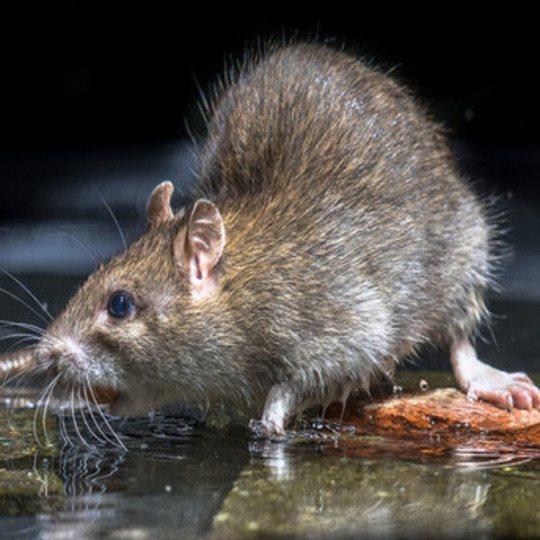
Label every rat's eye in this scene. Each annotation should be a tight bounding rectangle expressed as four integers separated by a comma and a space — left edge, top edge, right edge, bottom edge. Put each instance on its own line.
108, 291, 134, 319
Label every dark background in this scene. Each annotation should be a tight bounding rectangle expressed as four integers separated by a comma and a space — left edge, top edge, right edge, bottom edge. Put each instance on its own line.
2, 6, 539, 151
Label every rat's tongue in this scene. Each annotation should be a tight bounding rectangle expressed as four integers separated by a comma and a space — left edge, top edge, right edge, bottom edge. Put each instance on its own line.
89, 386, 120, 405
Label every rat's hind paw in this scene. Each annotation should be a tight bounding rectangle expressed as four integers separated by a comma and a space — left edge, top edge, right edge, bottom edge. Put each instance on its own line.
451, 340, 540, 411
465, 370, 540, 411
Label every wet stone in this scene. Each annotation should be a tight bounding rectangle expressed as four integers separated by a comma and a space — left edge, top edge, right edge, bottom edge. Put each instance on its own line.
212, 377, 540, 539
325, 371, 540, 449
0, 409, 57, 466
0, 469, 63, 515
0, 408, 62, 514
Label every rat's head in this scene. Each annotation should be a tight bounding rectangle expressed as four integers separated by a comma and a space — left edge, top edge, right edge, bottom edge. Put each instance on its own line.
36, 181, 229, 414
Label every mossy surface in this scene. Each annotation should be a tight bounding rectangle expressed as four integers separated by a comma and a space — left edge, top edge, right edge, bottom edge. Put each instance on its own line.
0, 409, 62, 515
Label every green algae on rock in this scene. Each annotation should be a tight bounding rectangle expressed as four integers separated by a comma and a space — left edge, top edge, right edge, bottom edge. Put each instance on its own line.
1, 409, 57, 466
0, 468, 63, 515
0, 408, 62, 514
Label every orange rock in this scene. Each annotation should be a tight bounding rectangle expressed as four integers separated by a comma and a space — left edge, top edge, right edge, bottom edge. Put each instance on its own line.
324, 388, 540, 452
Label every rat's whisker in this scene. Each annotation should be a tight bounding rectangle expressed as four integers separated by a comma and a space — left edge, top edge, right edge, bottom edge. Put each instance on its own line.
50, 228, 100, 269
40, 378, 58, 447
0, 288, 51, 325
0, 269, 53, 322
58, 403, 72, 448
0, 320, 45, 335
57, 385, 79, 449
0, 333, 38, 344
33, 373, 61, 446
81, 380, 108, 445
69, 386, 92, 449
96, 191, 127, 250
85, 384, 126, 450
0, 337, 41, 356
79, 395, 105, 445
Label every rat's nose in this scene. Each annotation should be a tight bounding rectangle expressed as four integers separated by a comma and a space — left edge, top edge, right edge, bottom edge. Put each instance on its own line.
36, 338, 80, 378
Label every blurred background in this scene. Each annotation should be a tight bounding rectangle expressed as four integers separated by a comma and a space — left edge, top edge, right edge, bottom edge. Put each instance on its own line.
0, 4, 538, 367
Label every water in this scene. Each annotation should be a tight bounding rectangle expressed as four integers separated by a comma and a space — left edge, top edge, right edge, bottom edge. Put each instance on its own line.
0, 408, 248, 539
1, 396, 540, 539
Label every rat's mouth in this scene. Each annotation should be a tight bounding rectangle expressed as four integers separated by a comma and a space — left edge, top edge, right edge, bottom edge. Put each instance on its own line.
88, 384, 166, 417
89, 385, 121, 406
89, 385, 130, 416
89, 386, 144, 417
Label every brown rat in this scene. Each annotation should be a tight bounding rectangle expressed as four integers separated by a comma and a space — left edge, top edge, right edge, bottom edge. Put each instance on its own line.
2, 41, 539, 436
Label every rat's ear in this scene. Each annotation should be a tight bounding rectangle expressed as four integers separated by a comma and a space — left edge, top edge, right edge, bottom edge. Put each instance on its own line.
175, 199, 225, 297
148, 181, 174, 228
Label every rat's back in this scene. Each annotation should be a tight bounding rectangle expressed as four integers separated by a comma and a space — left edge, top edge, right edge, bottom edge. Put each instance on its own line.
199, 43, 464, 203
197, 43, 493, 355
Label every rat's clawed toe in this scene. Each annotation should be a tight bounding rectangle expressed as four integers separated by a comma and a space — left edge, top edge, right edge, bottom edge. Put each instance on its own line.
452, 341, 540, 412
507, 373, 540, 409
466, 374, 540, 411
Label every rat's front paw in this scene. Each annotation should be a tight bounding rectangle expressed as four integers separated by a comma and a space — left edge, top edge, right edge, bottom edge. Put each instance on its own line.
466, 371, 540, 411
249, 418, 287, 439
254, 381, 299, 438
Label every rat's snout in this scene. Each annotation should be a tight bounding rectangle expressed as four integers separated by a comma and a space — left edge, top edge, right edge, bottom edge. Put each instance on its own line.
36, 336, 86, 380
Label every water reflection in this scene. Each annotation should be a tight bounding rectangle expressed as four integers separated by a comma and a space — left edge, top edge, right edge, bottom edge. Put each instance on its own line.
2, 400, 540, 539
1, 406, 251, 539
217, 439, 540, 539
2, 385, 540, 539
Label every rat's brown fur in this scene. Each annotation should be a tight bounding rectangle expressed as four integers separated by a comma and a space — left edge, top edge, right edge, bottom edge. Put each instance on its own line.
3, 42, 539, 435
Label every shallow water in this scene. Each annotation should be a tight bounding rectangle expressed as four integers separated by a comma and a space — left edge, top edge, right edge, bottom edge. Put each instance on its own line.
1, 395, 540, 540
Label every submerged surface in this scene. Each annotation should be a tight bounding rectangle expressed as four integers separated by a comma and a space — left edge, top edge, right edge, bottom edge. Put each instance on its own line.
1, 369, 540, 539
